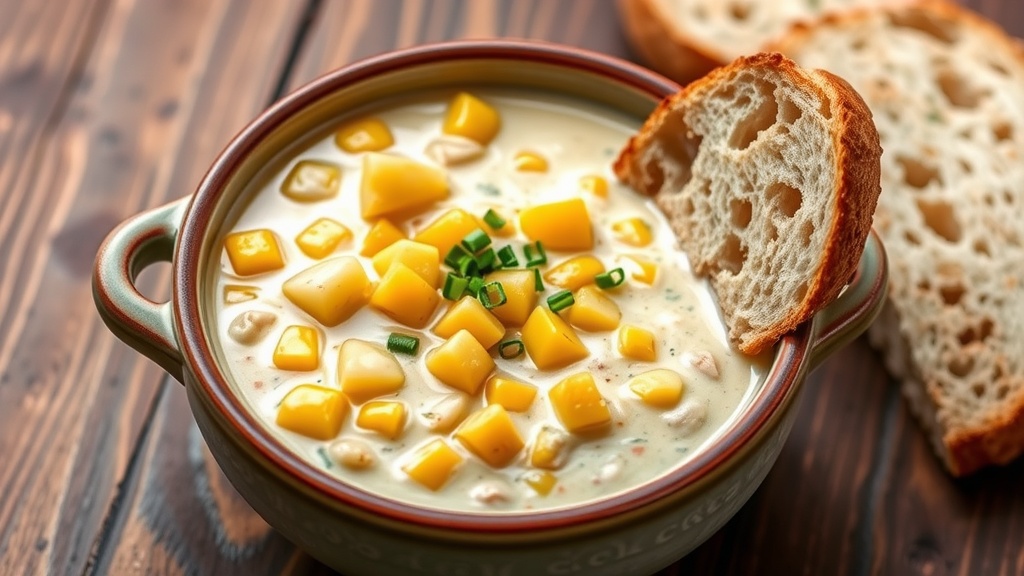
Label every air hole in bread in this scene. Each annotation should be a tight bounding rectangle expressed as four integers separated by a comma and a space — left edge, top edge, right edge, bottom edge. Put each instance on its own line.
940, 283, 965, 306
904, 230, 921, 246
730, 198, 752, 229
970, 382, 985, 397
972, 239, 990, 257
778, 97, 801, 124
793, 281, 808, 304
888, 9, 959, 44
718, 232, 746, 274
997, 384, 1010, 400
799, 221, 814, 246
992, 122, 1012, 142
948, 356, 973, 378
818, 93, 832, 120
937, 68, 982, 108
915, 198, 961, 242
682, 198, 695, 216
767, 220, 778, 242
728, 3, 750, 21
958, 318, 994, 345
766, 182, 801, 217
728, 82, 777, 149
988, 59, 1009, 76
642, 159, 666, 196
898, 156, 939, 189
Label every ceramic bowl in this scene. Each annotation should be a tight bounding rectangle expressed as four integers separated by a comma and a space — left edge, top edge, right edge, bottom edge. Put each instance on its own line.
92, 40, 887, 576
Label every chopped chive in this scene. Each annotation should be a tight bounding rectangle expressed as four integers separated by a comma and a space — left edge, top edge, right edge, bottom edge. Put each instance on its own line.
478, 281, 507, 309
458, 254, 478, 277
533, 268, 545, 292
387, 333, 420, 355
475, 247, 497, 273
523, 241, 547, 267
461, 228, 491, 253
483, 209, 506, 230
445, 244, 470, 269
547, 289, 574, 312
497, 245, 519, 268
595, 267, 626, 289
467, 276, 486, 296
442, 273, 468, 300
499, 339, 524, 359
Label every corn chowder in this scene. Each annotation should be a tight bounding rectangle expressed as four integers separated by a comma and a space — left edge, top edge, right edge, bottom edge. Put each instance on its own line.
215, 90, 770, 513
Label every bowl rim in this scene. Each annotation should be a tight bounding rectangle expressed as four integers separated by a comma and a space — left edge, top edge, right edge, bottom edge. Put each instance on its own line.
174, 38, 813, 534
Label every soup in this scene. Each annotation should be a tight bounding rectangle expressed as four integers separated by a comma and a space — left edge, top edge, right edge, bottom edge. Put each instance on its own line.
213, 89, 769, 513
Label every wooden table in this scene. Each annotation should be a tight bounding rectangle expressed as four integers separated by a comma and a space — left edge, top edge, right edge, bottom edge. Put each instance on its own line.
3, 1, 1022, 574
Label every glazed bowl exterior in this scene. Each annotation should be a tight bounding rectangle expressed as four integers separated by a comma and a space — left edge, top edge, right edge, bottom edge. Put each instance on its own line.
93, 40, 888, 576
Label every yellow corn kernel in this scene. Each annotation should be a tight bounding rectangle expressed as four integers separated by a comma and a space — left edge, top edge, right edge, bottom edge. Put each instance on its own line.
224, 229, 285, 276
369, 263, 441, 328
371, 239, 441, 288
523, 470, 558, 496
425, 329, 495, 395
483, 269, 538, 327
544, 255, 605, 290
579, 174, 608, 198
521, 307, 588, 370
280, 160, 342, 202
549, 372, 611, 433
336, 339, 405, 403
402, 439, 463, 491
564, 285, 621, 332
618, 325, 657, 361
519, 198, 593, 251
413, 208, 480, 255
223, 284, 259, 304
454, 404, 525, 468
275, 384, 349, 440
627, 369, 685, 408
442, 92, 501, 145
530, 426, 570, 469
611, 217, 653, 247
356, 401, 406, 439
433, 296, 506, 349
295, 218, 352, 259
272, 325, 320, 371
360, 218, 407, 257
626, 255, 658, 285
335, 117, 394, 153
513, 150, 548, 172
360, 153, 449, 219
485, 376, 537, 412
283, 257, 372, 327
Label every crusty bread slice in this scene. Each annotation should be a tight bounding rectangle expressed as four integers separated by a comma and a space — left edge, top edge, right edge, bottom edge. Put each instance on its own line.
614, 52, 882, 355
617, 0, 931, 84
773, 3, 1024, 475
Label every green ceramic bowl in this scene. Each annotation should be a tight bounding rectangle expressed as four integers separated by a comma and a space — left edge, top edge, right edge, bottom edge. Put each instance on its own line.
92, 40, 887, 576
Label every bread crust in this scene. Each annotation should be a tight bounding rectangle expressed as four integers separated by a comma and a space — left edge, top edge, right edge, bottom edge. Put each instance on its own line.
617, 0, 724, 85
615, 52, 882, 355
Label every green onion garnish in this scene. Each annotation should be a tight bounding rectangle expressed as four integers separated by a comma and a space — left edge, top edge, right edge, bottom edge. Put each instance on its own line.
547, 289, 574, 312
533, 268, 545, 292
467, 276, 485, 296
483, 209, 506, 230
497, 245, 519, 268
523, 241, 547, 267
445, 244, 470, 269
387, 333, 420, 355
442, 273, 468, 300
458, 254, 478, 277
498, 339, 524, 359
595, 267, 625, 289
475, 247, 497, 273
478, 281, 507, 309
461, 228, 491, 253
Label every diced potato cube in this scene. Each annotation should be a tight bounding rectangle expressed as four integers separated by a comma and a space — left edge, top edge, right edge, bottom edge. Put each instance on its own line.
402, 439, 463, 491
360, 153, 448, 219
530, 426, 570, 469
272, 325, 320, 371
564, 285, 621, 332
611, 217, 653, 247
413, 208, 480, 256
224, 229, 285, 276
544, 255, 605, 290
283, 256, 372, 327
626, 255, 658, 285
356, 400, 407, 439
485, 376, 537, 412
433, 296, 506, 349
275, 384, 349, 440
223, 284, 259, 304
523, 470, 557, 496
360, 218, 407, 257
618, 325, 657, 361
579, 174, 608, 198
336, 339, 405, 403
280, 160, 342, 202
442, 92, 500, 145
548, 372, 611, 433
335, 117, 393, 153
295, 218, 352, 259
519, 198, 593, 251
425, 329, 495, 395
454, 404, 524, 468
627, 369, 685, 408
483, 269, 537, 327
368, 263, 441, 328
513, 151, 548, 172
418, 393, 470, 433
371, 239, 441, 288
521, 307, 588, 370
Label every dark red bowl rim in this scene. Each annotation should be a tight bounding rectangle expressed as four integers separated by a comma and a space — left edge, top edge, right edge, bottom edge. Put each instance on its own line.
174, 39, 812, 533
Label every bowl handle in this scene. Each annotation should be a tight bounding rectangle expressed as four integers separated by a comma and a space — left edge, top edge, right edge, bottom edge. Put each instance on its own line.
807, 229, 889, 371
92, 198, 189, 384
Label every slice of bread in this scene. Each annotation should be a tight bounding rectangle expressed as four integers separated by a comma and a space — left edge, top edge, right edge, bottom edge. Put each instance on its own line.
614, 52, 882, 355
617, 0, 931, 84
773, 3, 1024, 475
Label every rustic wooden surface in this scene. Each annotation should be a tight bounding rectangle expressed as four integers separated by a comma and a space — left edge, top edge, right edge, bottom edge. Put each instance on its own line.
1, 1, 1022, 575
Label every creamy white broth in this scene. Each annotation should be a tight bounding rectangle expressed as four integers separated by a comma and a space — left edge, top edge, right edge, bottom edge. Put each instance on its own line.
214, 90, 770, 513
